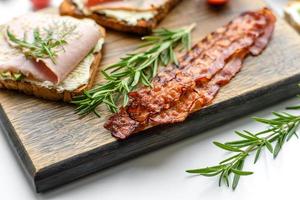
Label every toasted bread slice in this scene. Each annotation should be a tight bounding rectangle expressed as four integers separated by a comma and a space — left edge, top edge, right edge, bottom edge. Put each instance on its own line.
285, 2, 300, 32
59, 0, 181, 34
0, 27, 105, 102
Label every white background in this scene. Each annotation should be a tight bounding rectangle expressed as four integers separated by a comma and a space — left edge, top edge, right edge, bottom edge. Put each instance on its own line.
0, 0, 298, 199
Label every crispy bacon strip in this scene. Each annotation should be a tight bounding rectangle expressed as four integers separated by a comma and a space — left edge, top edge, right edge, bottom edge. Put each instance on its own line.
150, 50, 247, 125
105, 8, 276, 139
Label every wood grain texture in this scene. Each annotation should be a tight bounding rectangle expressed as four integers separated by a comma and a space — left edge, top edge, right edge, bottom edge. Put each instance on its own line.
1, 0, 300, 192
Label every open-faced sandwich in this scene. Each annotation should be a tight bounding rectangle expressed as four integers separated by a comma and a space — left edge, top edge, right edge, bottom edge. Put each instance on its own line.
59, 0, 182, 34
0, 13, 105, 102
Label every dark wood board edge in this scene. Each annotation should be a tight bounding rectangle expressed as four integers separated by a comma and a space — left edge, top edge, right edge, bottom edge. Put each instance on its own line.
23, 73, 300, 192
0, 105, 36, 189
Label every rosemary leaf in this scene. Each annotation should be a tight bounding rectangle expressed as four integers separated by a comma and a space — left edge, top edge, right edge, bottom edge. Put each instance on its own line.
6, 24, 75, 64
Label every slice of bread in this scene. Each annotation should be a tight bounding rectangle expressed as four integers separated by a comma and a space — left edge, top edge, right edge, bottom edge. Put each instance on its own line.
59, 0, 181, 34
285, 1, 300, 32
0, 27, 105, 102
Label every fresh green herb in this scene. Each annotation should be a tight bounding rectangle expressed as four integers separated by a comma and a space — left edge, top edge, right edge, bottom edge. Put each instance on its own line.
13, 73, 24, 81
0, 71, 24, 81
72, 24, 196, 116
6, 23, 76, 64
0, 71, 11, 79
186, 107, 300, 190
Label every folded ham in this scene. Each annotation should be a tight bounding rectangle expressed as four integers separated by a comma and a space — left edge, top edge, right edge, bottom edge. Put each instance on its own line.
104, 8, 276, 139
0, 13, 101, 83
80, 0, 169, 11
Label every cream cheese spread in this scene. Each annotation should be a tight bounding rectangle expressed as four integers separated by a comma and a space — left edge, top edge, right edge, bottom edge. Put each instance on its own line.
96, 9, 155, 25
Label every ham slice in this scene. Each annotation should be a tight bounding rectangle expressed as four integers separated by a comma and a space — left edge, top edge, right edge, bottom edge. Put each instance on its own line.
0, 13, 101, 83
76, 0, 169, 11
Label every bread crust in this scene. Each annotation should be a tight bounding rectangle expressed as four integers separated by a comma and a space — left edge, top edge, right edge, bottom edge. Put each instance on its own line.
0, 28, 105, 102
59, 0, 182, 35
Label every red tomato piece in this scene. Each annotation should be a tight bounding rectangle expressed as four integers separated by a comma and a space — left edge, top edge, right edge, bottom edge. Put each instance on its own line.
31, 0, 50, 10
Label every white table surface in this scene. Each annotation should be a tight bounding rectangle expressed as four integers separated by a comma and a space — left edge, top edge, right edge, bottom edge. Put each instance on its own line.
0, 0, 299, 199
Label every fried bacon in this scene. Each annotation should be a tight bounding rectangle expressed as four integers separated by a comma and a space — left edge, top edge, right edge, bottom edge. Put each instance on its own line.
104, 8, 276, 139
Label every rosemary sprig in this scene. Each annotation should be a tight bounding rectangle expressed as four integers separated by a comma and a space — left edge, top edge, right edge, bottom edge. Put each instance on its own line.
72, 24, 196, 116
6, 24, 75, 64
186, 109, 300, 190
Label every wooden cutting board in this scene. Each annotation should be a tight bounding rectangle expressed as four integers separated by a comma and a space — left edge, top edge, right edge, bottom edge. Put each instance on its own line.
1, 0, 300, 193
